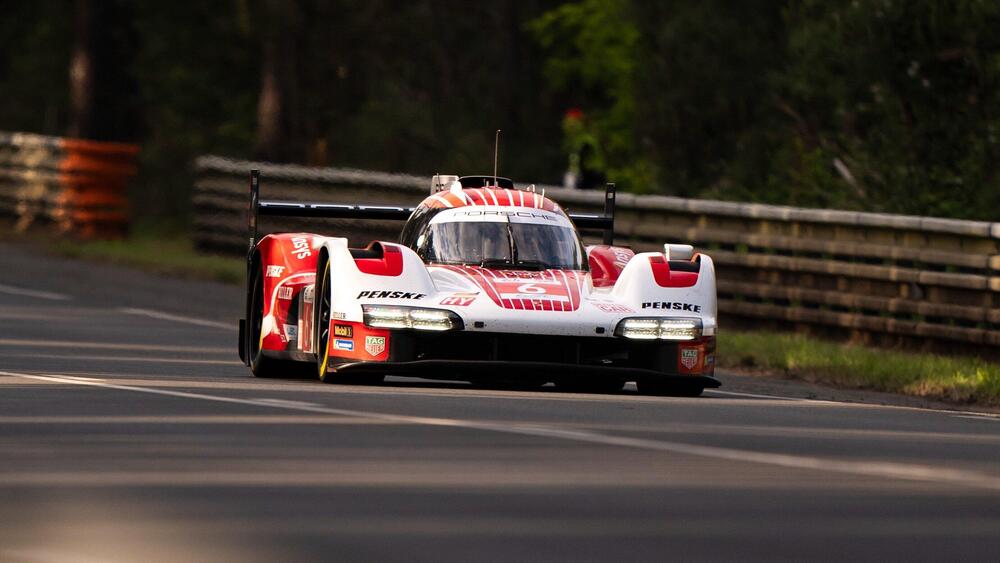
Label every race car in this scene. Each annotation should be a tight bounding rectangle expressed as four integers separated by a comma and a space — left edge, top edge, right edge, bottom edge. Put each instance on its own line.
238, 171, 719, 395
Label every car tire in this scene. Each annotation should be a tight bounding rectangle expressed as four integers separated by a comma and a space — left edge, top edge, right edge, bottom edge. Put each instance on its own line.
313, 255, 385, 385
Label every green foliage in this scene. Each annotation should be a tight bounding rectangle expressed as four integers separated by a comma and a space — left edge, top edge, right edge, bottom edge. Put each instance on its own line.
530, 0, 653, 191
0, 0, 72, 135
775, 0, 1000, 218
632, 1, 787, 198
130, 2, 258, 223
532, 0, 1000, 219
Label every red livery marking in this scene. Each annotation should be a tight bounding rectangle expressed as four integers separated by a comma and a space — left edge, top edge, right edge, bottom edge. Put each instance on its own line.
324, 320, 390, 362
256, 234, 321, 355
420, 187, 564, 213
440, 265, 583, 311
355, 245, 404, 276
649, 255, 698, 288
587, 245, 634, 288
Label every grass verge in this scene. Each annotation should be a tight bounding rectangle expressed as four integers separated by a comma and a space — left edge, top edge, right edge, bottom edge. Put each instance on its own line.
49, 232, 245, 286
719, 330, 1000, 407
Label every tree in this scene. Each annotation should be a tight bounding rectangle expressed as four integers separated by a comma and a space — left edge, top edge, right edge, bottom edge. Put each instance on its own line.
67, 0, 140, 141
530, 0, 650, 190
775, 0, 1000, 217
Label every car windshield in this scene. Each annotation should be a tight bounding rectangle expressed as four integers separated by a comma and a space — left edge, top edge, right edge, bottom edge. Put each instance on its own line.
420, 220, 585, 270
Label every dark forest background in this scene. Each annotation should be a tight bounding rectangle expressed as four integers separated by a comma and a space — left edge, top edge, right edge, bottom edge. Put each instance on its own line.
2, 0, 999, 226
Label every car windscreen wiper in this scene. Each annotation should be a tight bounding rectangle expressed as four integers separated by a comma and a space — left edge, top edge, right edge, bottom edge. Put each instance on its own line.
504, 214, 519, 265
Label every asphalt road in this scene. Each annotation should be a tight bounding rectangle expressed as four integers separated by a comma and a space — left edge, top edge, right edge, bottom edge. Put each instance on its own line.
1, 242, 999, 563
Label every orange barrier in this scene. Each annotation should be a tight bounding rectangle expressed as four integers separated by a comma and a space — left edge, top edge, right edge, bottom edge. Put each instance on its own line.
56, 138, 139, 238
1, 132, 139, 238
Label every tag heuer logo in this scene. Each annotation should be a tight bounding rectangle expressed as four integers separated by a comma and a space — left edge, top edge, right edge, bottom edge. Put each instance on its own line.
365, 336, 386, 357
680, 348, 700, 370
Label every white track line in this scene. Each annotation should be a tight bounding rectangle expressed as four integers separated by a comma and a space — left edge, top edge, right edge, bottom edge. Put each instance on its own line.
117, 307, 230, 330
0, 337, 229, 355
953, 415, 1000, 423
708, 387, 1000, 419
6, 370, 1000, 492
706, 389, 806, 401
0, 283, 71, 301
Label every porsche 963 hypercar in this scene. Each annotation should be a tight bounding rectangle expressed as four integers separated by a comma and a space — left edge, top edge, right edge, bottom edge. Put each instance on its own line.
238, 171, 719, 395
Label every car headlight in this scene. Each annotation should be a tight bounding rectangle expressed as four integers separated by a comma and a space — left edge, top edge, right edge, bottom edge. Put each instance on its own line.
615, 317, 702, 340
362, 305, 462, 331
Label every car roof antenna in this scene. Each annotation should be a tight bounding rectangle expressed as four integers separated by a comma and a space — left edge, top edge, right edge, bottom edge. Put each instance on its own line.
493, 129, 501, 188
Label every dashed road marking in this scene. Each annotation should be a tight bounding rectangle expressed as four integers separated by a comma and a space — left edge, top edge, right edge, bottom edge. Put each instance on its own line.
117, 307, 231, 330
0, 338, 229, 355
0, 353, 241, 366
0, 283, 71, 301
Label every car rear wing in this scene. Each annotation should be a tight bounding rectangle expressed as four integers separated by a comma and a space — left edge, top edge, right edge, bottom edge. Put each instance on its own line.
247, 169, 616, 252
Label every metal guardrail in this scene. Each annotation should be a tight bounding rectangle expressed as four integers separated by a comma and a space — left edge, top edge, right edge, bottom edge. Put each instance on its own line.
195, 155, 1000, 351
0, 131, 138, 237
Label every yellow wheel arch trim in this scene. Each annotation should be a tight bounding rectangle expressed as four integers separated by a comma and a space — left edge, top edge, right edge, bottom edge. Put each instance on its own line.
318, 263, 331, 379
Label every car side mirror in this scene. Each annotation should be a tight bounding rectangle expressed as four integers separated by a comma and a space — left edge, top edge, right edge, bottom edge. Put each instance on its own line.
664, 244, 694, 261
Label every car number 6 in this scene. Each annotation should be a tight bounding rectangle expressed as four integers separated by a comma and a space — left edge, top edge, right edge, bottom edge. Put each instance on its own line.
517, 283, 546, 294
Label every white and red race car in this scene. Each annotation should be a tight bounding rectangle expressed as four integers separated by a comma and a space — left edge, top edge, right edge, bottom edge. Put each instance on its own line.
239, 172, 719, 395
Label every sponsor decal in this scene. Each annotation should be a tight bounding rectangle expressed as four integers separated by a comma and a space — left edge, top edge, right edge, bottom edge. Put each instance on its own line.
440, 292, 477, 307
451, 210, 558, 221
303, 285, 314, 304
680, 348, 699, 370
330, 311, 347, 320
641, 301, 702, 313
333, 324, 353, 338
357, 290, 426, 299
283, 324, 298, 341
612, 248, 632, 267
333, 339, 354, 351
593, 302, 634, 313
266, 265, 285, 278
291, 237, 312, 259
494, 270, 550, 279
678, 344, 704, 374
277, 286, 294, 300
365, 335, 386, 357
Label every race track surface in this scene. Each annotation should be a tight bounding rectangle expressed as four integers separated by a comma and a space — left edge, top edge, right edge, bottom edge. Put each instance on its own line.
1, 242, 998, 562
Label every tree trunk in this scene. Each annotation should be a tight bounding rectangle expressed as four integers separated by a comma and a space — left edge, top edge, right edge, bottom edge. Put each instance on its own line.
67, 0, 140, 141
253, 0, 300, 162
67, 0, 95, 139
